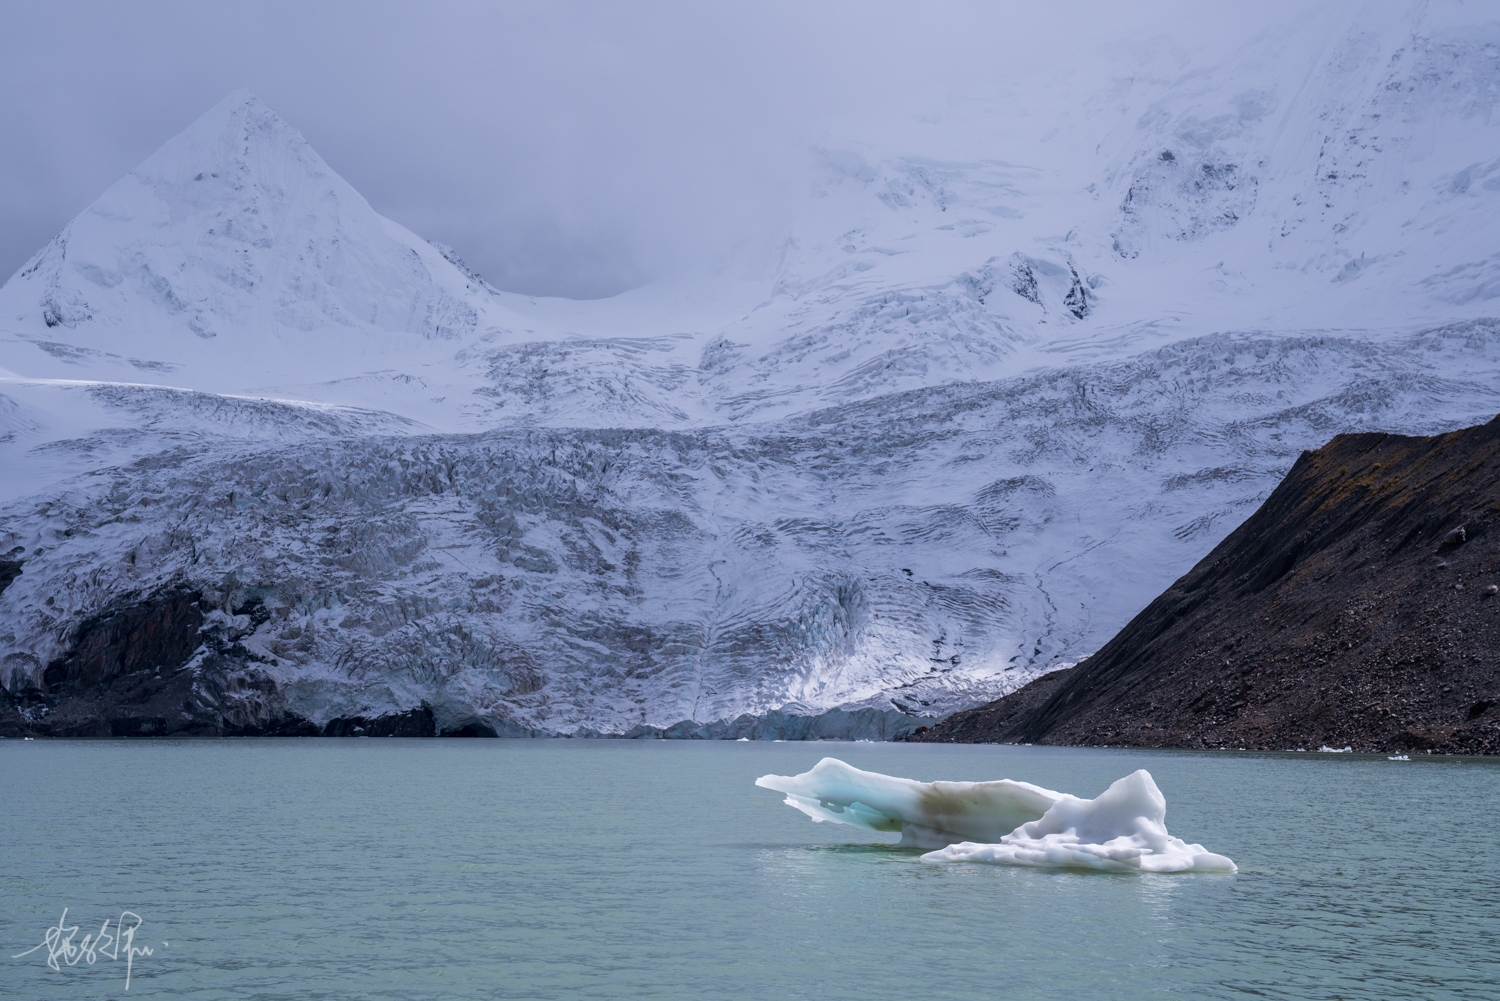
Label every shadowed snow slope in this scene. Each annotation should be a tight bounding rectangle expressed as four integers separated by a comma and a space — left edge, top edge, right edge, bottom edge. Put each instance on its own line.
3, 2, 1500, 737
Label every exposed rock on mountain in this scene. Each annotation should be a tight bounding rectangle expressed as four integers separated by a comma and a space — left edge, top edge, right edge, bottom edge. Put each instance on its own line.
911, 417, 1500, 754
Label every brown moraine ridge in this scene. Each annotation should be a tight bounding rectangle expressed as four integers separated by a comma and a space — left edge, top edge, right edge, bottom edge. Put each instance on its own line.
909, 416, 1500, 754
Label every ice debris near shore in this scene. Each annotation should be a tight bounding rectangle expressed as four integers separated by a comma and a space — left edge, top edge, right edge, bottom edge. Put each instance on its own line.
755, 758, 1236, 873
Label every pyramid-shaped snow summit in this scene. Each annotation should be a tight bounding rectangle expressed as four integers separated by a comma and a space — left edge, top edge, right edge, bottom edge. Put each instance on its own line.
0, 89, 484, 378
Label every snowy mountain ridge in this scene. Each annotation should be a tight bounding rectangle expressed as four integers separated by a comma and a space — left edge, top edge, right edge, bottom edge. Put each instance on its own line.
4, 2, 1500, 737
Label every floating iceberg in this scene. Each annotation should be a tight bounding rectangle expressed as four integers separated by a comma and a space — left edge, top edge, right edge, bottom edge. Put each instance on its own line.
755, 758, 1236, 873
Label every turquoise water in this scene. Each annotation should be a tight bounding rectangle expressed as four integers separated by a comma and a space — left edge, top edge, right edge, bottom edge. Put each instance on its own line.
2, 740, 1497, 1000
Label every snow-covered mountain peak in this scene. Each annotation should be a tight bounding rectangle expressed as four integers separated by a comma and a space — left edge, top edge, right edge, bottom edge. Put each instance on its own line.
132, 87, 319, 194
0, 89, 488, 389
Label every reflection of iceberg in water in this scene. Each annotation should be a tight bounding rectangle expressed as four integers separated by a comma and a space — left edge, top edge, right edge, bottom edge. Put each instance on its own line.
755, 758, 1236, 873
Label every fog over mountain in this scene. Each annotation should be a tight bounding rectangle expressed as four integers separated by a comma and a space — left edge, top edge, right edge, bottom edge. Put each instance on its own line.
0, 0, 1312, 299
3, 1, 1499, 737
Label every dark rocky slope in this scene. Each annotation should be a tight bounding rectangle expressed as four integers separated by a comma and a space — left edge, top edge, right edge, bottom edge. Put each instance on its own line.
0, 589, 456, 738
912, 417, 1500, 754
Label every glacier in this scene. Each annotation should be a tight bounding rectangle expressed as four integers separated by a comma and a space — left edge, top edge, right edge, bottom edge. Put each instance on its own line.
4, 2, 1500, 737
756, 758, 1235, 872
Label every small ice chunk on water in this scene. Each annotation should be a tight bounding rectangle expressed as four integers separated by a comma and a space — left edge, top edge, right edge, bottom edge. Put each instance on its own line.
755, 758, 1236, 873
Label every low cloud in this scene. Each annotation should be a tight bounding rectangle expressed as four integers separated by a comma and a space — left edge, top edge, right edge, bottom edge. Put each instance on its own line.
1, 0, 1326, 299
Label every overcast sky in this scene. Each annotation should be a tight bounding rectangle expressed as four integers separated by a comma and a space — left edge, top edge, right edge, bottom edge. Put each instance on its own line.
2, 0, 1316, 298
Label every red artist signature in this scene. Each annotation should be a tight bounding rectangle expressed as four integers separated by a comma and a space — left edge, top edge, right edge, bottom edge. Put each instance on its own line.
12, 908, 158, 990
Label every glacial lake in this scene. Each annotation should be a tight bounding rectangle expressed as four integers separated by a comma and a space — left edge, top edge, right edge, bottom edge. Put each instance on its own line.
2, 740, 1497, 1000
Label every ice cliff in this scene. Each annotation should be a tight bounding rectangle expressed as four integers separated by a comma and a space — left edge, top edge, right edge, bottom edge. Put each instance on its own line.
3, 2, 1500, 737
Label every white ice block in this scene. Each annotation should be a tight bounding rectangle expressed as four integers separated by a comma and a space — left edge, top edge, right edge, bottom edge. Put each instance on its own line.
757, 758, 1236, 873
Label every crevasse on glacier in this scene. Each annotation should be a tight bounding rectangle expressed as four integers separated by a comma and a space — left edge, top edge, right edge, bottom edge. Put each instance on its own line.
3, 3, 1500, 736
